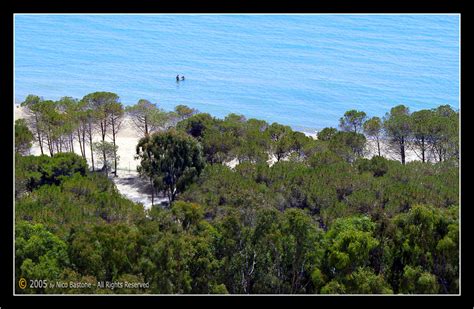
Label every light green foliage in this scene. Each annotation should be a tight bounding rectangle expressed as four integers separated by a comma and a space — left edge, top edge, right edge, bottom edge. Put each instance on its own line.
324, 216, 379, 273
388, 204, 458, 293
20, 95, 46, 155
82, 91, 120, 119
345, 267, 393, 294
15, 222, 69, 293
400, 266, 439, 294
320, 280, 346, 294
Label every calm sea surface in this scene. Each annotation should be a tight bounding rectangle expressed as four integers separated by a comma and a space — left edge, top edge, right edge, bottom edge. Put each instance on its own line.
14, 14, 459, 131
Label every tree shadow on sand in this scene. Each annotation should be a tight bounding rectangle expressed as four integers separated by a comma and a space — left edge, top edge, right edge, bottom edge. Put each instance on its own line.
114, 174, 154, 195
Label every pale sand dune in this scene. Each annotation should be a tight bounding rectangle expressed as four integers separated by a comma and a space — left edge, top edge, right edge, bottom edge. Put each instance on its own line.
364, 138, 420, 163
303, 131, 318, 140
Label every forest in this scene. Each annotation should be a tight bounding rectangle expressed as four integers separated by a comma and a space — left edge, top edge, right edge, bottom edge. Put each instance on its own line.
15, 92, 459, 294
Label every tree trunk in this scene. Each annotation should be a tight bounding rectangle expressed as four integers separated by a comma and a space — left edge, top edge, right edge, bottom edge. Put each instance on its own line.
47, 130, 54, 156
70, 134, 75, 153
103, 150, 107, 176
77, 129, 84, 157
35, 113, 44, 155
435, 145, 443, 163
400, 137, 406, 165
112, 118, 118, 177
150, 178, 154, 206
38, 131, 44, 155
144, 116, 149, 136
100, 120, 107, 176
421, 136, 425, 163
376, 136, 381, 156
88, 122, 95, 171
82, 128, 87, 160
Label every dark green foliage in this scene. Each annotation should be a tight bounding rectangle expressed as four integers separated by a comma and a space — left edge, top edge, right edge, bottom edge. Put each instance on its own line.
328, 131, 366, 162
43, 153, 88, 184
16, 172, 145, 238
267, 123, 294, 161
339, 110, 367, 134
69, 223, 140, 281
15, 119, 35, 155
212, 208, 323, 294
356, 156, 390, 177
136, 129, 205, 203
317, 127, 337, 141
15, 152, 87, 196
363, 116, 383, 156
384, 105, 411, 164
176, 113, 216, 139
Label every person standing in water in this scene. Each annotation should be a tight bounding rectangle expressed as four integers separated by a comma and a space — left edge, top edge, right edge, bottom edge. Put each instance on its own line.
176, 74, 180, 82
181, 75, 185, 81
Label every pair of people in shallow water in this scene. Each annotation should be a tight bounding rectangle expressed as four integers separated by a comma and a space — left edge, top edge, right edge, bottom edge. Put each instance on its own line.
176, 74, 185, 81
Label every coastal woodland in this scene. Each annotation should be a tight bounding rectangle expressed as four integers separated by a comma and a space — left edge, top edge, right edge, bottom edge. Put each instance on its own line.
15, 92, 459, 294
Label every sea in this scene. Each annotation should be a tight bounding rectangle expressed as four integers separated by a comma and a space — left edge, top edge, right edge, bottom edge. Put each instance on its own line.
14, 14, 460, 132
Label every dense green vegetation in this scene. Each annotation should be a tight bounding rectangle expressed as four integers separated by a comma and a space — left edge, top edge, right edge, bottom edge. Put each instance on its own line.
15, 96, 459, 294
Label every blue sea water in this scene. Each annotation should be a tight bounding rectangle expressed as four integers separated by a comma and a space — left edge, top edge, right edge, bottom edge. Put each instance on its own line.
14, 14, 460, 131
